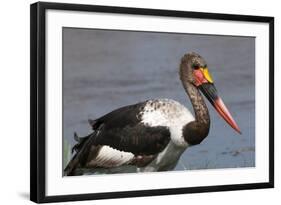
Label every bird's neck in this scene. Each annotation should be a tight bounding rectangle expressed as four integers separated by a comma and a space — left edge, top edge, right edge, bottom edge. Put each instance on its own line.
180, 73, 210, 145
184, 80, 210, 125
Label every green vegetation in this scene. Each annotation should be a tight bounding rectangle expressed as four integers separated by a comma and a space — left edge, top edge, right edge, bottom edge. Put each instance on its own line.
63, 139, 71, 168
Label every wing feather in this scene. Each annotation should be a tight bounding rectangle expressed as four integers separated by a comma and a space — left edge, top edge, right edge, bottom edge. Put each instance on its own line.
64, 102, 171, 175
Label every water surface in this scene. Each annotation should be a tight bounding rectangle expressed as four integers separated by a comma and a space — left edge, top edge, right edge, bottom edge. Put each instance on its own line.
63, 28, 255, 171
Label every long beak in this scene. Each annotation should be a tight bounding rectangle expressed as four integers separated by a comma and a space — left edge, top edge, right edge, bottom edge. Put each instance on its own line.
199, 83, 241, 134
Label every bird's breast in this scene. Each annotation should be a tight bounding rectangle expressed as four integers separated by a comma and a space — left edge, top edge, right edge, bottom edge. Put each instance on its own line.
142, 141, 187, 172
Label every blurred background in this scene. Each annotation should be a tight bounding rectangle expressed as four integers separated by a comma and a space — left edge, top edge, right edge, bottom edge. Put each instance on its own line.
63, 27, 255, 171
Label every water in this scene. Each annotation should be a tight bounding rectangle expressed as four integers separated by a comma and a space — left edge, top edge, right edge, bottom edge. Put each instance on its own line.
63, 28, 255, 172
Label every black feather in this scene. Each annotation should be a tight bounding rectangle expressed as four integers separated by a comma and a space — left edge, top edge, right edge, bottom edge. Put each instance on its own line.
64, 101, 171, 175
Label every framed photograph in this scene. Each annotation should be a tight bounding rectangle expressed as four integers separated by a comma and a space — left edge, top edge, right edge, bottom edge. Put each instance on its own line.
30, 2, 274, 203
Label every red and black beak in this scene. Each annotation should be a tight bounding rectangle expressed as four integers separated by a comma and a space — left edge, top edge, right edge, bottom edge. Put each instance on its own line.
199, 83, 241, 134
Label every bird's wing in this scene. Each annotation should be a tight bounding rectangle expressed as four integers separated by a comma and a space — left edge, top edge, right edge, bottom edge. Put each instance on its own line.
92, 102, 171, 155
95, 123, 171, 155
84, 124, 170, 170
64, 102, 171, 175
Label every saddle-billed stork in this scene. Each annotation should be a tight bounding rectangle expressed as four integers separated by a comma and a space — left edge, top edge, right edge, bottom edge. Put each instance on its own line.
64, 52, 241, 176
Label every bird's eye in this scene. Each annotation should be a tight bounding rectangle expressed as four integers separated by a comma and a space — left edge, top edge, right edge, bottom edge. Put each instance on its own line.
192, 64, 200, 70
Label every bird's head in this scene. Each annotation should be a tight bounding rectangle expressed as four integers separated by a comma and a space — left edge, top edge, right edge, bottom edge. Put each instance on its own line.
180, 52, 241, 134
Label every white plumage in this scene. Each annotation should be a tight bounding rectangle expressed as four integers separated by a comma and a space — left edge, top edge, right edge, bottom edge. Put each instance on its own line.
87, 146, 134, 168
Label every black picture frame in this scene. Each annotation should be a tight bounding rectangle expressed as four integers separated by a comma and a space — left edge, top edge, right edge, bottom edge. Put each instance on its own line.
30, 1, 274, 203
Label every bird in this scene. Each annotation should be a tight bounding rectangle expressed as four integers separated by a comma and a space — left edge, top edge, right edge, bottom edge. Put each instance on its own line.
64, 52, 241, 176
